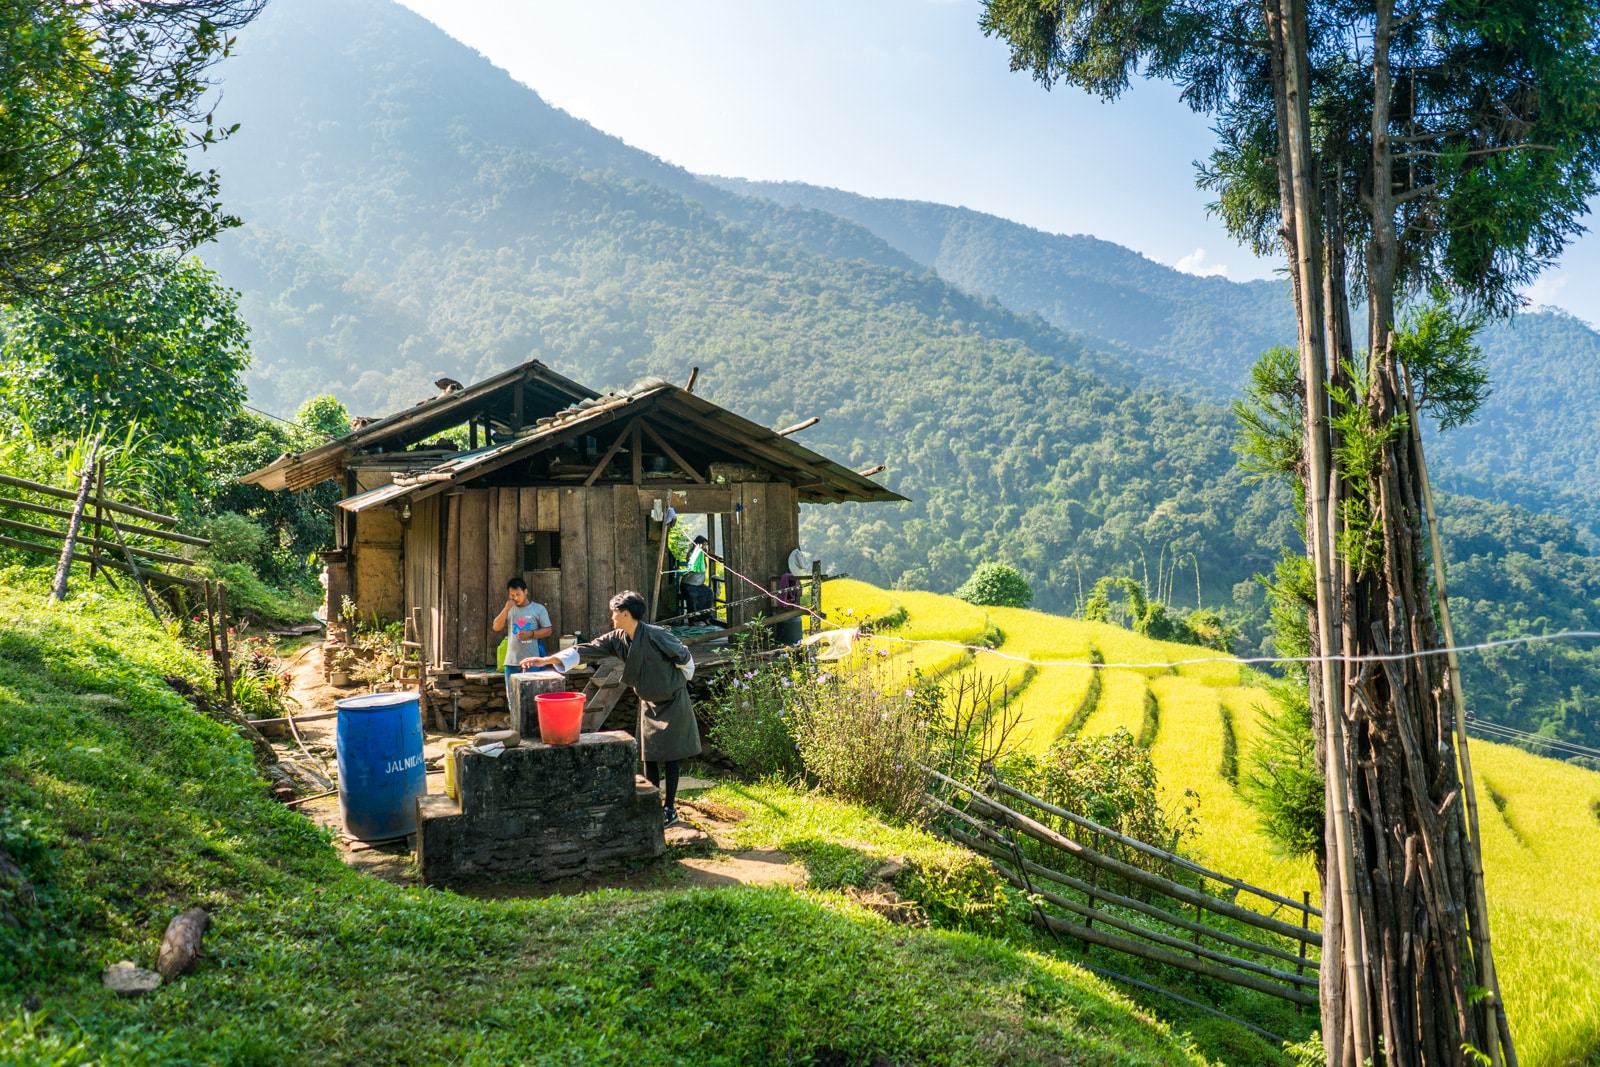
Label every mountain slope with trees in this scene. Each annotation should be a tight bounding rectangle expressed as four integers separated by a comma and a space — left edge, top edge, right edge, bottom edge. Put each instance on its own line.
719, 179, 1600, 538
196, 0, 1600, 754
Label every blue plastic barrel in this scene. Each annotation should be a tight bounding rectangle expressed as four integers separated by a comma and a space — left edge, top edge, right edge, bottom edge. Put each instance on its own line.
335, 692, 426, 841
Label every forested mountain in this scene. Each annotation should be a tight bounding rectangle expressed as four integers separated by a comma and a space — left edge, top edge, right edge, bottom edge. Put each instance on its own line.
719, 179, 1600, 538
201, 0, 1600, 752
712, 178, 1299, 400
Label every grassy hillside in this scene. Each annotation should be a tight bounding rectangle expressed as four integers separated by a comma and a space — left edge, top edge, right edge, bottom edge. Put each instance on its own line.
825, 581, 1600, 1067
0, 570, 1230, 1067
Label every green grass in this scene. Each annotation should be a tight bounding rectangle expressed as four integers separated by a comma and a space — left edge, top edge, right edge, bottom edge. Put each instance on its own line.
0, 569, 1220, 1067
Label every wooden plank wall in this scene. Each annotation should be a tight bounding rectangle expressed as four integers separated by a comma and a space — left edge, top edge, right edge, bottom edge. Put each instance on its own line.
402, 495, 443, 666
438, 485, 659, 666
724, 482, 799, 626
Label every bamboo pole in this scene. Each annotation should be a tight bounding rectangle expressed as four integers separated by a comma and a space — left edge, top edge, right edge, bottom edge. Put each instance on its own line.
937, 813, 1317, 967
1276, 0, 1372, 1058
49, 436, 102, 604
1403, 372, 1511, 1067
105, 513, 163, 621
943, 781, 1319, 943
203, 579, 220, 683
976, 837, 1316, 988
0, 534, 198, 588
649, 512, 676, 622
88, 459, 104, 581
0, 472, 178, 526
0, 496, 209, 546
0, 515, 192, 566
980, 848, 1317, 1005
987, 777, 1317, 915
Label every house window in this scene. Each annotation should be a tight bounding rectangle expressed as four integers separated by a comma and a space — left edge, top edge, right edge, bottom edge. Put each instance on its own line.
522, 530, 562, 571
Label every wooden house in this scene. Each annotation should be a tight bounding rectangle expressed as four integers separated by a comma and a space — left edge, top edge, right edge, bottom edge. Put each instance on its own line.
242, 362, 902, 671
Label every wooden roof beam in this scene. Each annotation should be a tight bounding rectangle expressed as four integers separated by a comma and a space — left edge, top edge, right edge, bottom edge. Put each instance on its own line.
640, 420, 707, 484
583, 418, 641, 487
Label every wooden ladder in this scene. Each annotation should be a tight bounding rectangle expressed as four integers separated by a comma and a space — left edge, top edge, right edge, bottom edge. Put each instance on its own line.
397, 608, 425, 692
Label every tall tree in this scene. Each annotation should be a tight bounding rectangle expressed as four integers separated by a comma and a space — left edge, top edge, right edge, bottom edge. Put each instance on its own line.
0, 256, 251, 500
0, 0, 262, 305
979, 1, 1600, 1065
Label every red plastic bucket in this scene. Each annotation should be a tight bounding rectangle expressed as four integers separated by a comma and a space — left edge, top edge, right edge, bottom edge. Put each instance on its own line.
535, 691, 586, 745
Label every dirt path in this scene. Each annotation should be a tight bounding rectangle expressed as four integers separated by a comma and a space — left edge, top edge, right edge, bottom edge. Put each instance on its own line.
274, 644, 808, 894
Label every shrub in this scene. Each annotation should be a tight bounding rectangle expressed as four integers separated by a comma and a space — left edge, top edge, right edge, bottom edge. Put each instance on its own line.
1238, 680, 1324, 857
1000, 727, 1197, 863
953, 562, 1033, 608
197, 511, 269, 566
788, 658, 937, 820
706, 639, 804, 779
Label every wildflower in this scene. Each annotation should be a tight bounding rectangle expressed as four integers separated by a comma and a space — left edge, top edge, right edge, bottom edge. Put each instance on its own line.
777, 708, 787, 719
845, 608, 854, 616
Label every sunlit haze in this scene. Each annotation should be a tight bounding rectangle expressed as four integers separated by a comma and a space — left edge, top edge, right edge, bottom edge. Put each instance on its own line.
393, 0, 1600, 323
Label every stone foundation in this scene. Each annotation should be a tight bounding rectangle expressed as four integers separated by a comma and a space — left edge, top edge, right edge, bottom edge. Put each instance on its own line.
416, 731, 665, 885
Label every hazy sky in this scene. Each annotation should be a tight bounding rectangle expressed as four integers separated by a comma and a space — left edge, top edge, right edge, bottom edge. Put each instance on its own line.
396, 0, 1599, 321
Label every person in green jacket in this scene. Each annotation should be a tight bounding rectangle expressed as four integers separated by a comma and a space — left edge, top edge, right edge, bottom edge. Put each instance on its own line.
521, 590, 700, 824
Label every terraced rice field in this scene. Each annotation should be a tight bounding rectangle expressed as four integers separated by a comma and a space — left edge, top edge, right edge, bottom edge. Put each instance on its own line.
1147, 675, 1319, 905
1469, 743, 1600, 1067
1075, 668, 1153, 739
823, 579, 1600, 1067
1007, 663, 1099, 753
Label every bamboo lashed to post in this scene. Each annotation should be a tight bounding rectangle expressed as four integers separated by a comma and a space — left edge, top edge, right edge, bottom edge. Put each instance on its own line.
1403, 372, 1511, 1066
1269, 2, 1373, 1060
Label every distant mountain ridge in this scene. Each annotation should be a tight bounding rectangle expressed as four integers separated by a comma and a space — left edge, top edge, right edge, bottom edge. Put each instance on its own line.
709, 177, 1299, 399
712, 178, 1600, 536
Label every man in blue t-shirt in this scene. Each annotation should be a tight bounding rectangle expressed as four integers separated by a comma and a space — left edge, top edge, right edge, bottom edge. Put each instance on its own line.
493, 578, 552, 691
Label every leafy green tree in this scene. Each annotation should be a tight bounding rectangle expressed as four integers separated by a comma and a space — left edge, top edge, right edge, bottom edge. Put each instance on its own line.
0, 256, 250, 500
0, 1, 262, 304
206, 396, 349, 585
952, 562, 1033, 608
981, 1, 1600, 1062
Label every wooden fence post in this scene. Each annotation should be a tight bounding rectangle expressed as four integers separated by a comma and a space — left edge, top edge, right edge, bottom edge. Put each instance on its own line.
203, 579, 218, 662
1298, 890, 1312, 1013
48, 435, 102, 605
88, 458, 105, 582
1085, 830, 1100, 930
809, 560, 822, 634
216, 581, 235, 706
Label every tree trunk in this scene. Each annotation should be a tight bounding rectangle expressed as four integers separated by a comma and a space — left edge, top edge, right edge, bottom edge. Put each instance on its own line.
1264, 1, 1506, 1064
1272, 2, 1374, 1064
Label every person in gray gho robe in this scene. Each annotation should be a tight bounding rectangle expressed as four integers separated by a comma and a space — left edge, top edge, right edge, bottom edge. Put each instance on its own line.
520, 589, 700, 824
